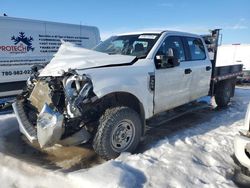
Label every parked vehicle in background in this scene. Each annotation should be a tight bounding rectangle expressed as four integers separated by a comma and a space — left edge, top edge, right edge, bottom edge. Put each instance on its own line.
0, 16, 100, 97
12, 29, 243, 160
215, 44, 250, 83
234, 102, 250, 180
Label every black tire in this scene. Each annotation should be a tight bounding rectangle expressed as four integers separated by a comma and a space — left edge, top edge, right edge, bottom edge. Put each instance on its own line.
215, 79, 233, 108
93, 106, 142, 160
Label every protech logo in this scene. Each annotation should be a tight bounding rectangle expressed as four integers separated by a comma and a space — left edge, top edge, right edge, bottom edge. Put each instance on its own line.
0, 32, 35, 53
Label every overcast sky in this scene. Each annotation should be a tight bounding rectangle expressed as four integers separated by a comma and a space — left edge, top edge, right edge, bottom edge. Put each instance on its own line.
1, 0, 249, 44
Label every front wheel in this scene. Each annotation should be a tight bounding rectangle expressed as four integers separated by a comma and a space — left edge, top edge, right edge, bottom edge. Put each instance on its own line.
93, 106, 142, 160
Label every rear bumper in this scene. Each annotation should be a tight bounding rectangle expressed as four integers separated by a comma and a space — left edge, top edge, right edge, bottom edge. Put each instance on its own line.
234, 133, 250, 171
12, 101, 37, 143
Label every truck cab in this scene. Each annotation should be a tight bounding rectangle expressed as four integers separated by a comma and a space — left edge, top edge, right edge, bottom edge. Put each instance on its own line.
149, 31, 212, 113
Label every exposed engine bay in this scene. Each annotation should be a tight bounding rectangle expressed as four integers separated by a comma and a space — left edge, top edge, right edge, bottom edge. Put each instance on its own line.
14, 69, 101, 148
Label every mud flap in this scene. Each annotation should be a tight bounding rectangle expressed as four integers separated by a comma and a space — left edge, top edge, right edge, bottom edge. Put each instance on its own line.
37, 103, 64, 148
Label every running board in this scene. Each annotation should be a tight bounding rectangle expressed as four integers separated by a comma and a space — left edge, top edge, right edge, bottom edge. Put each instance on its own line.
146, 102, 211, 128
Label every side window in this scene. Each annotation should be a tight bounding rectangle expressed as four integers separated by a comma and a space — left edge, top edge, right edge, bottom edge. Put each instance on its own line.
186, 37, 206, 60
156, 36, 185, 62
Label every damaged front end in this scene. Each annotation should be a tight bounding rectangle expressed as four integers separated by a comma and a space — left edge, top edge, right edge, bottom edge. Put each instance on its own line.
13, 70, 99, 148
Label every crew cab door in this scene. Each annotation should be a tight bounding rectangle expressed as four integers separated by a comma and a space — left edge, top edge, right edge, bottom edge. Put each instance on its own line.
154, 36, 192, 114
182, 37, 211, 100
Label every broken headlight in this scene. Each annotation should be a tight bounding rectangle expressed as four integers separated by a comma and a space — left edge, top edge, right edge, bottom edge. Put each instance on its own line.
63, 74, 93, 118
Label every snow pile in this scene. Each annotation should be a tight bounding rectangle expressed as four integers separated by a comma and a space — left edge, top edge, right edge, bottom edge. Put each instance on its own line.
0, 155, 73, 188
0, 88, 249, 188
69, 159, 146, 188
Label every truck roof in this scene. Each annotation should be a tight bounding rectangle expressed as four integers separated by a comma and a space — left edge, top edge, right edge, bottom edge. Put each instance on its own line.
117, 30, 201, 38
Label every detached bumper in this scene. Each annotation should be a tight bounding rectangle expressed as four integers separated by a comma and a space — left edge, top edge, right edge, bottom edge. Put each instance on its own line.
234, 133, 250, 171
12, 101, 64, 148
12, 101, 37, 143
13, 100, 91, 148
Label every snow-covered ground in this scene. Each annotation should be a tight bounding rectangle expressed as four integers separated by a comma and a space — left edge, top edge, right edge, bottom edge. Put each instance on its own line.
0, 87, 250, 188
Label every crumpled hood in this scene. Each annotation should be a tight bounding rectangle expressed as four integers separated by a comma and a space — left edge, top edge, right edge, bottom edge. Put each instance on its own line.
39, 42, 136, 77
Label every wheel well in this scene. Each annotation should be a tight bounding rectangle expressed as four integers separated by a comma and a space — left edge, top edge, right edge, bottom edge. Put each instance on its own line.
97, 92, 146, 135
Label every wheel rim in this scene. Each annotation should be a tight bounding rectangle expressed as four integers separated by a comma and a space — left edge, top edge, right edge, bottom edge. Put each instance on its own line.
111, 119, 135, 152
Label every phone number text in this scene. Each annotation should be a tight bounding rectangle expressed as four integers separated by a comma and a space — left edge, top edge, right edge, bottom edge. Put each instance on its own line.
2, 70, 33, 76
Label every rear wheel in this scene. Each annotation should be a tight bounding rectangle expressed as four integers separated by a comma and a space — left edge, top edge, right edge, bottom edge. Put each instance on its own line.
93, 106, 142, 160
215, 79, 233, 108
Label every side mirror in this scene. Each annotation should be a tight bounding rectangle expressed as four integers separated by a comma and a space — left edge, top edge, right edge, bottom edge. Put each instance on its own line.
167, 48, 174, 57
167, 48, 180, 67
155, 48, 180, 68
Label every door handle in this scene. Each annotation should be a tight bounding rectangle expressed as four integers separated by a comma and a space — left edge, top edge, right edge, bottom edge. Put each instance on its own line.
206, 66, 212, 71
184, 68, 192, 74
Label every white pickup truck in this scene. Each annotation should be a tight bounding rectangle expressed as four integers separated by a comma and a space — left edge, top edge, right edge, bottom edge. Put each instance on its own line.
12, 29, 243, 160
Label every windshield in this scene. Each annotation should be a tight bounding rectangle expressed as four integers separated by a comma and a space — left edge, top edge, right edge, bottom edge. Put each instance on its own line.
93, 34, 160, 58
